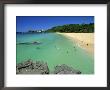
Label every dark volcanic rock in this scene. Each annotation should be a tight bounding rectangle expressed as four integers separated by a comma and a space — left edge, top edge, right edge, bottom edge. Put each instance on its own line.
53, 64, 81, 74
16, 60, 49, 74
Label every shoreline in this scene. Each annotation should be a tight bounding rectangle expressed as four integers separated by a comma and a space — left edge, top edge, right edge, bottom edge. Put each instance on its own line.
57, 33, 94, 56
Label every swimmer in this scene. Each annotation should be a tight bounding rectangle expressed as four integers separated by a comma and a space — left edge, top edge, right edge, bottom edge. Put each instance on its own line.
36, 47, 40, 49
67, 51, 68, 53
74, 47, 76, 51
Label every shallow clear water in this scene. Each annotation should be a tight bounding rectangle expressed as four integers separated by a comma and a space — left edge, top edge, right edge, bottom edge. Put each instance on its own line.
16, 33, 94, 74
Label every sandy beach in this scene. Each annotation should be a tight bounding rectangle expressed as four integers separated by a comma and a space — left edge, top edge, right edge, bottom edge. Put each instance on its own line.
58, 33, 94, 55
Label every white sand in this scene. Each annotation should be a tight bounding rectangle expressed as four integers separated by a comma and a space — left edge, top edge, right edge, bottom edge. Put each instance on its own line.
58, 33, 94, 55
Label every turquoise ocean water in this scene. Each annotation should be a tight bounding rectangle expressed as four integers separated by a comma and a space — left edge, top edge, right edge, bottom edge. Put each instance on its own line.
16, 33, 94, 74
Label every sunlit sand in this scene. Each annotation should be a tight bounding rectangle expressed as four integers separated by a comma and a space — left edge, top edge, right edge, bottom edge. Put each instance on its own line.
58, 33, 94, 55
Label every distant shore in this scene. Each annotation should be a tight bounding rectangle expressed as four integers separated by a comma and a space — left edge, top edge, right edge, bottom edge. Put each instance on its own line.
58, 33, 94, 55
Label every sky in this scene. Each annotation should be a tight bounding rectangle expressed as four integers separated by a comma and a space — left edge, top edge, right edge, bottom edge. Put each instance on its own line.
16, 16, 94, 32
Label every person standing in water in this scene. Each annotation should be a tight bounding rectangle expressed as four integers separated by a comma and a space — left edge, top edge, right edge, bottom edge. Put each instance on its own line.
74, 46, 77, 51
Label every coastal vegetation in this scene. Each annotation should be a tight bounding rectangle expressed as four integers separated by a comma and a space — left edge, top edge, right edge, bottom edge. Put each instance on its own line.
46, 23, 94, 33
16, 23, 94, 34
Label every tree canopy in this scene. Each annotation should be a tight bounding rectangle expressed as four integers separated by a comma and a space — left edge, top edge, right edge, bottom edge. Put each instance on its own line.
46, 23, 94, 33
